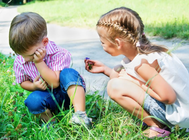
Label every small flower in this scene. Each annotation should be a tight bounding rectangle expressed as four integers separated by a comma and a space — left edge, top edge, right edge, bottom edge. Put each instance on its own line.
85, 57, 90, 60
12, 82, 16, 86
15, 124, 22, 131
13, 107, 17, 112
8, 111, 13, 116
12, 100, 16, 105
7, 70, 10, 73
5, 131, 11, 136
19, 92, 24, 96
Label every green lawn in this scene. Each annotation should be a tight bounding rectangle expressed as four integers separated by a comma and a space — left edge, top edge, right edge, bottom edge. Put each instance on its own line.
0, 53, 144, 139
18, 0, 189, 39
0, 49, 189, 139
0, 1, 6, 7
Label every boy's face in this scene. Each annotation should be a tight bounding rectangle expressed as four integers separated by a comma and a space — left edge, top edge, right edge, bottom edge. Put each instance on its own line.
20, 37, 48, 62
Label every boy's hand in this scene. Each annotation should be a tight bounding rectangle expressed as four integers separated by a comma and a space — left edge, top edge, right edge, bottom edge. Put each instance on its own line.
33, 75, 47, 90
33, 47, 46, 63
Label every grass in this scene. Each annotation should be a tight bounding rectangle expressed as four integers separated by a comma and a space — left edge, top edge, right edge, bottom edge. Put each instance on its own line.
0, 53, 189, 139
17, 0, 189, 40
0, 52, 143, 139
0, 2, 6, 7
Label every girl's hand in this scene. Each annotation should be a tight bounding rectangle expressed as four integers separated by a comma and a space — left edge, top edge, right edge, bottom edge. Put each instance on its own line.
33, 47, 46, 63
84, 58, 105, 73
118, 69, 135, 82
33, 75, 47, 90
118, 69, 147, 87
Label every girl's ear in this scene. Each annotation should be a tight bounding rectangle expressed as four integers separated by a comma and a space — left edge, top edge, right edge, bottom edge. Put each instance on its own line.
42, 36, 49, 46
115, 38, 122, 49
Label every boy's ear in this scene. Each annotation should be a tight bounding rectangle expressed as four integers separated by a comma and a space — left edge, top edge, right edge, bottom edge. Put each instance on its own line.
115, 38, 122, 49
42, 36, 49, 46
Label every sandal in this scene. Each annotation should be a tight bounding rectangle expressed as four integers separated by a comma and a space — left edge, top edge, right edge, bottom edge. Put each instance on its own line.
146, 126, 171, 138
142, 122, 148, 130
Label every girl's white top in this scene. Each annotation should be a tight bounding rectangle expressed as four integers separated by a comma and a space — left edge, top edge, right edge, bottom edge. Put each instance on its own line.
121, 52, 189, 128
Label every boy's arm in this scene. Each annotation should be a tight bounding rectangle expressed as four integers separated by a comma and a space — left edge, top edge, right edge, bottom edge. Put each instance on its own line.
20, 81, 35, 91
35, 61, 60, 88
33, 47, 70, 89
20, 75, 47, 91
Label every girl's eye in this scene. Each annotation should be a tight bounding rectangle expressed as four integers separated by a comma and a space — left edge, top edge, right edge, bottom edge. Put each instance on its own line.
101, 41, 104, 44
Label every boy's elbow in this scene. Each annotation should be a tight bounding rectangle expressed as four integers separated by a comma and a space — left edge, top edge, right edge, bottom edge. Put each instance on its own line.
48, 82, 59, 89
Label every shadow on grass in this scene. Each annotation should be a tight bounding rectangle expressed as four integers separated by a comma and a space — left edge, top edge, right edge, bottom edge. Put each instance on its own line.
146, 20, 189, 40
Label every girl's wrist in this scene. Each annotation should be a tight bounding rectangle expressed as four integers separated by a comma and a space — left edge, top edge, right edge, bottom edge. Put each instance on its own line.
103, 65, 111, 77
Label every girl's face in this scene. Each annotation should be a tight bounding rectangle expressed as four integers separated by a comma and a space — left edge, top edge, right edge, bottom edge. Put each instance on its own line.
97, 27, 121, 56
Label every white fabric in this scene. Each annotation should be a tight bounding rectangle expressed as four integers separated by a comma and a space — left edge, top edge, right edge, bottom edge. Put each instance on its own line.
136, 41, 140, 47
121, 52, 189, 128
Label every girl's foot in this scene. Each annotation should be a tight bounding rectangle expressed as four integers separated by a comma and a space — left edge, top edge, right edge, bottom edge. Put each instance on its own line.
143, 126, 171, 138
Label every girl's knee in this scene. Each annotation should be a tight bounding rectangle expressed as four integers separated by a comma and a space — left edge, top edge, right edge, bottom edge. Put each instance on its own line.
107, 78, 123, 100
107, 78, 132, 100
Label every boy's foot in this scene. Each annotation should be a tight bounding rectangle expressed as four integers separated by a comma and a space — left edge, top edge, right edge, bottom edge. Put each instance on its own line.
41, 121, 56, 130
69, 111, 92, 128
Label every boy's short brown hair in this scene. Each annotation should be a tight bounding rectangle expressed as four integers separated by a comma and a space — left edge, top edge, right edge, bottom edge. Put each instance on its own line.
9, 12, 47, 54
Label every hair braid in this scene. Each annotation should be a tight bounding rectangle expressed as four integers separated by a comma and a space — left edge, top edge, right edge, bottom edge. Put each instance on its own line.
97, 7, 168, 54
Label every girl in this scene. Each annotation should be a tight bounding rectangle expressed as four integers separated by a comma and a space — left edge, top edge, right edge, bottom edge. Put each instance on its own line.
85, 7, 189, 138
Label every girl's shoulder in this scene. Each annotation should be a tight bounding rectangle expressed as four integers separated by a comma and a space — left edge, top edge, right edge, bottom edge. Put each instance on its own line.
122, 52, 165, 68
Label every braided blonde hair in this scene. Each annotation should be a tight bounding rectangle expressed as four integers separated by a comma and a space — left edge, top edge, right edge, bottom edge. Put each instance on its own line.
97, 7, 168, 54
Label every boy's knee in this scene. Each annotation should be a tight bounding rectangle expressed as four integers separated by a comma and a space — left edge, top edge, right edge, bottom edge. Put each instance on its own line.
60, 68, 78, 80
60, 68, 85, 91
24, 92, 46, 114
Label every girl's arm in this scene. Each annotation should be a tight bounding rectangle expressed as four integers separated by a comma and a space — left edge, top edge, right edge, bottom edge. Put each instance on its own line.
85, 59, 119, 78
135, 59, 176, 104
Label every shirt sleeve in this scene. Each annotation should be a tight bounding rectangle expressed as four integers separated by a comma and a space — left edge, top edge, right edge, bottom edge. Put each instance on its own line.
48, 48, 72, 71
14, 59, 29, 84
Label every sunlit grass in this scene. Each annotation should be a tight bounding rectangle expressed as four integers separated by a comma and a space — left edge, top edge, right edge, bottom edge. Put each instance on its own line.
0, 2, 6, 7
17, 0, 189, 39
0, 52, 189, 139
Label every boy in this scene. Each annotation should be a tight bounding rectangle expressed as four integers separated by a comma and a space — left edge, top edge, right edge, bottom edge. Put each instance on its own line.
9, 12, 91, 128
